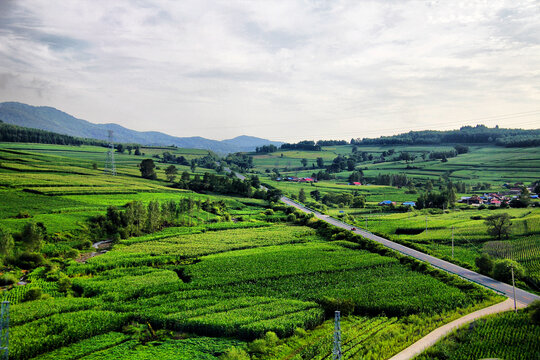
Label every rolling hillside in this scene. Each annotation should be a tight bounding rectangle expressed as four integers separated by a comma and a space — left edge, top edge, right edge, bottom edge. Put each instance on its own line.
0, 102, 282, 153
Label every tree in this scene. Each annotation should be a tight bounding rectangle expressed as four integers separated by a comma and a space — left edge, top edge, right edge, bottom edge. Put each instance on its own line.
139, 159, 157, 180
298, 188, 306, 203
146, 201, 161, 232
534, 181, 540, 195
20, 222, 43, 252
316, 157, 324, 168
266, 189, 283, 203
301, 158, 308, 168
352, 196, 365, 208
492, 259, 525, 283
310, 190, 321, 201
165, 165, 178, 182
510, 186, 531, 208
250, 175, 261, 189
134, 146, 141, 156
484, 213, 512, 240
190, 159, 197, 172
116, 144, 125, 153
0, 226, 14, 257
475, 254, 494, 275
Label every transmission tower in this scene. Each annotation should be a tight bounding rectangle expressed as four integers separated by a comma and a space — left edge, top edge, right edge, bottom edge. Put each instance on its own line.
104, 130, 116, 176
333, 310, 342, 360
0, 301, 9, 360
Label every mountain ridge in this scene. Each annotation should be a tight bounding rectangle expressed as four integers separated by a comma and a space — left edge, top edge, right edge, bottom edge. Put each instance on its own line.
0, 102, 282, 153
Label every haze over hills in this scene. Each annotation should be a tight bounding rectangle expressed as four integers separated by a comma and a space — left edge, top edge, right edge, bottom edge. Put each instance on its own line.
0, 102, 282, 153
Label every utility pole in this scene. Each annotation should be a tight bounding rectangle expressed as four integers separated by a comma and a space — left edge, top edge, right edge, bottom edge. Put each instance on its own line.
0, 301, 9, 360
511, 265, 517, 314
333, 311, 342, 360
425, 216, 428, 233
451, 226, 454, 259
104, 130, 116, 176
365, 217, 368, 230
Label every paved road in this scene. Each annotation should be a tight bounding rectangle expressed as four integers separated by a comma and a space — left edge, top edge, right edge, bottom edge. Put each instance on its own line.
281, 196, 540, 305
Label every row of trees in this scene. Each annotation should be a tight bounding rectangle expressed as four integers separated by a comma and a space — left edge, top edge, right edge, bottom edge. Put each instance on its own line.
90, 198, 230, 240
0, 121, 107, 147
353, 125, 540, 147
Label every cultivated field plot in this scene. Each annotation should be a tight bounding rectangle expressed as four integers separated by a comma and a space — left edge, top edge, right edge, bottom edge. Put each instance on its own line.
416, 311, 540, 360
8, 223, 499, 359
254, 144, 540, 184
0, 144, 216, 233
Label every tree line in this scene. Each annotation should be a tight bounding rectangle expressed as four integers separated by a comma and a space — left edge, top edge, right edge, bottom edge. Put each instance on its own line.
0, 121, 108, 147
352, 125, 540, 147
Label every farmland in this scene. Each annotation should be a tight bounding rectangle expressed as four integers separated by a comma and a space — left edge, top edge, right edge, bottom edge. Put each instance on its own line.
416, 310, 540, 360
251, 144, 540, 293
0, 141, 538, 359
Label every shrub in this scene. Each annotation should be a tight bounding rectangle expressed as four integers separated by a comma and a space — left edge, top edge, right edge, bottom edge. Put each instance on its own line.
293, 327, 307, 338
492, 259, 525, 283
527, 300, 540, 325
65, 248, 80, 259
0, 273, 18, 286
475, 254, 494, 275
264, 331, 279, 347
319, 297, 356, 317
15, 211, 32, 219
248, 339, 268, 354
23, 287, 42, 302
14, 252, 45, 269
220, 347, 250, 360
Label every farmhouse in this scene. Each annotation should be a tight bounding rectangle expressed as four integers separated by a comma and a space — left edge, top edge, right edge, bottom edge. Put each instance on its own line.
378, 200, 396, 206
349, 182, 362, 186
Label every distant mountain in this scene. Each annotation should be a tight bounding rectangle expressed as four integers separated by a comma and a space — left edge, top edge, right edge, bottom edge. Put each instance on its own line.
222, 135, 283, 152
0, 102, 282, 153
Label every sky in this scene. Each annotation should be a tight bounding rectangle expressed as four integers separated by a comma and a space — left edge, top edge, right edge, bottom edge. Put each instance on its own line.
0, 0, 539, 142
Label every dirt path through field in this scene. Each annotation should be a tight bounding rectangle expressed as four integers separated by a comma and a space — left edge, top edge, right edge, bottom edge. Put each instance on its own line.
388, 298, 527, 360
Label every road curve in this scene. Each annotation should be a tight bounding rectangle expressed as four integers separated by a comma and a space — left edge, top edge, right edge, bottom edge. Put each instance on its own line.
281, 196, 540, 305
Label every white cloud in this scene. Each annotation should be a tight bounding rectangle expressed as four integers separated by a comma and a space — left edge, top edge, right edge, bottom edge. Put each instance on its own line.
0, 0, 539, 141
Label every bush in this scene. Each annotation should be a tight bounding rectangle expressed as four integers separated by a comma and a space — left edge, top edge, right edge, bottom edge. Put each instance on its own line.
319, 296, 356, 317
264, 209, 274, 216
65, 248, 80, 259
248, 339, 268, 354
264, 331, 279, 347
527, 300, 540, 325
475, 254, 494, 275
492, 259, 525, 283
0, 273, 18, 286
13, 252, 45, 269
293, 327, 307, 338
23, 287, 42, 302
15, 211, 32, 219
220, 347, 250, 360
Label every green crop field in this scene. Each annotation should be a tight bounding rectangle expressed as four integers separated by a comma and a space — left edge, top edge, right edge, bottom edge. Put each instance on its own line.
416, 310, 540, 360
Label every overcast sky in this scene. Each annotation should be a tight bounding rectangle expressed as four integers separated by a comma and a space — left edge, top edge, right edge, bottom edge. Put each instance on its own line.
1, 0, 539, 142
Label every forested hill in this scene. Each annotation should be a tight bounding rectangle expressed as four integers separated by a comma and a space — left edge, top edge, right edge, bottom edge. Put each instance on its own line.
0, 102, 282, 153
352, 125, 540, 147
0, 120, 108, 147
